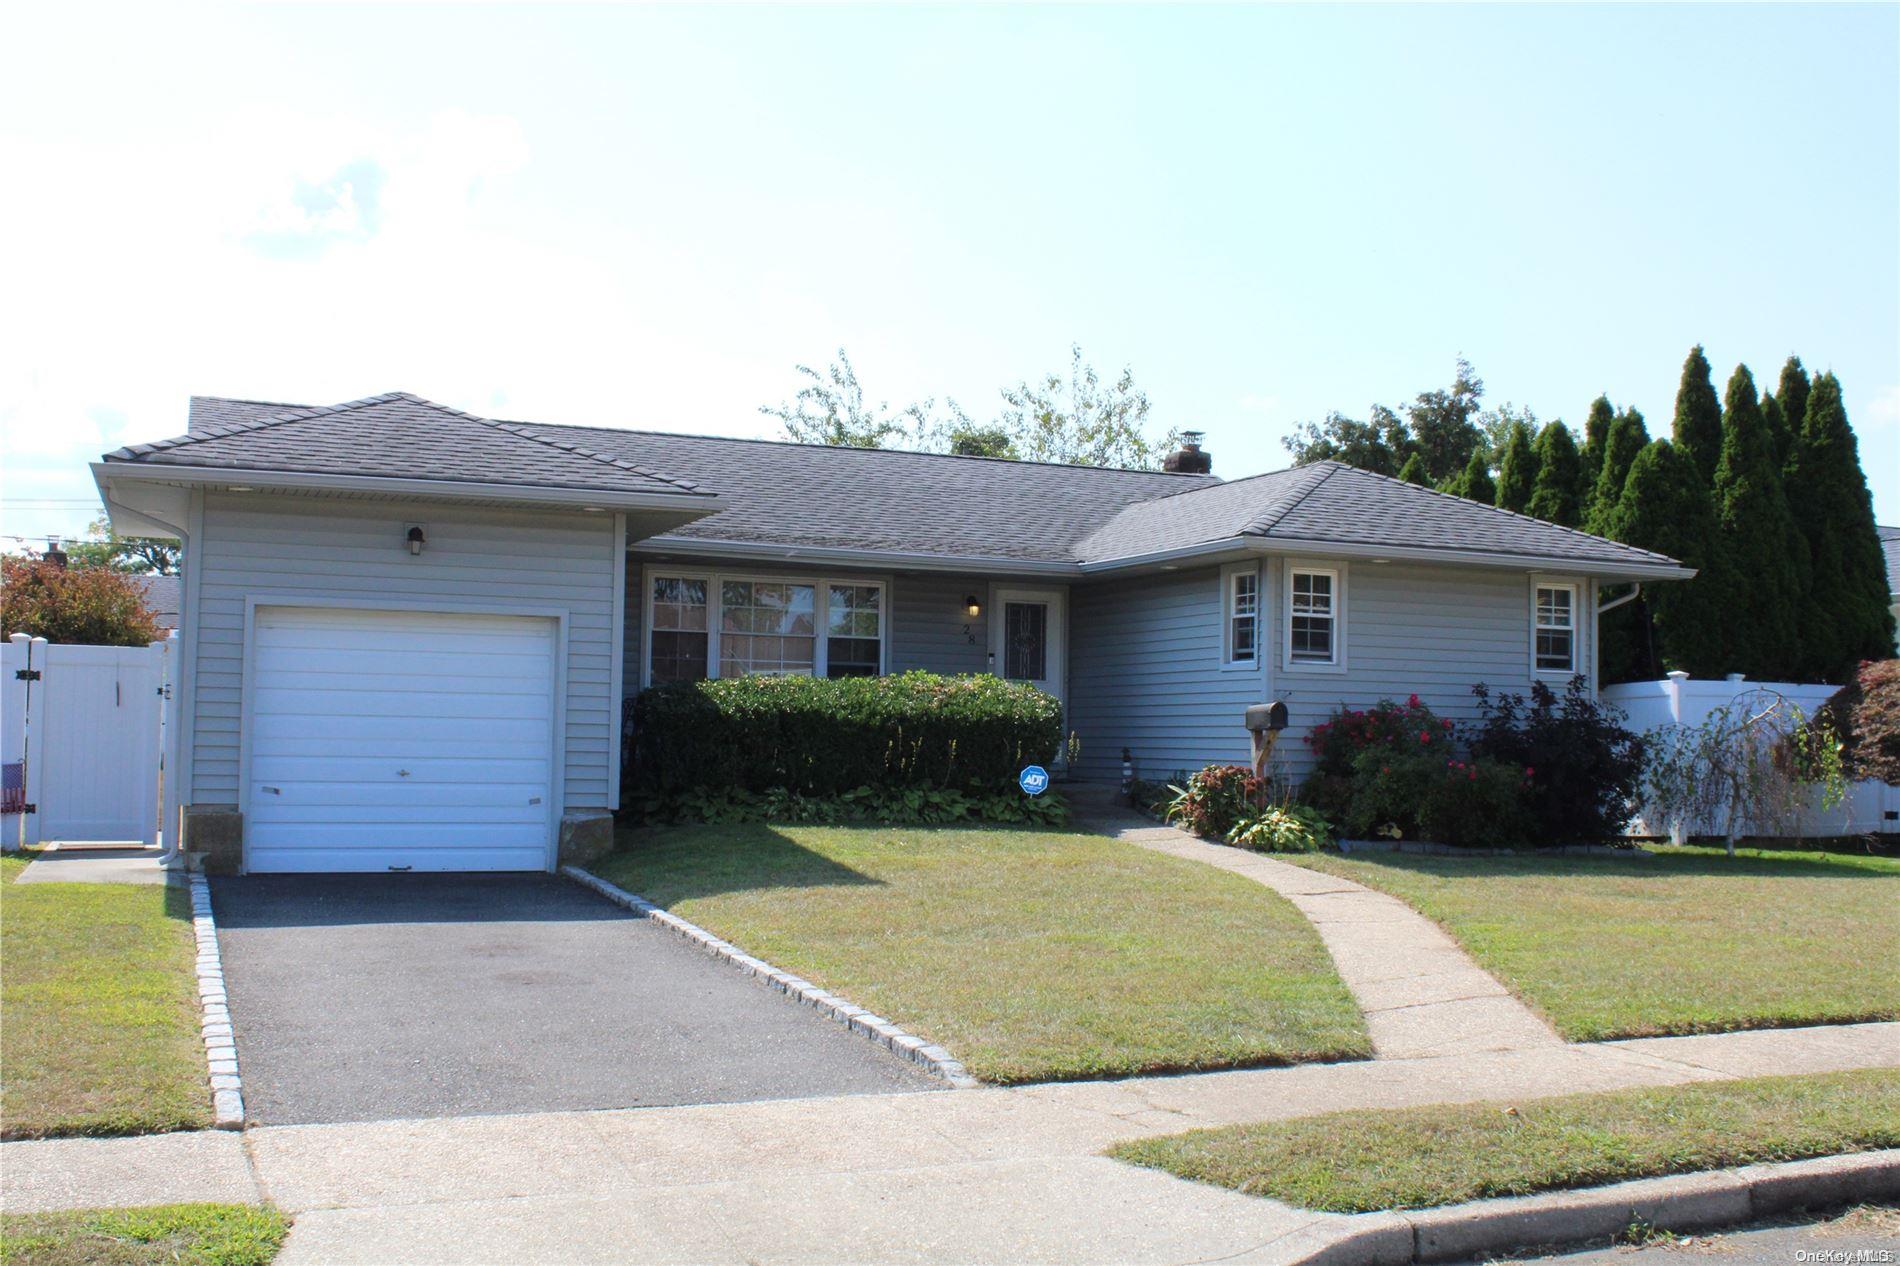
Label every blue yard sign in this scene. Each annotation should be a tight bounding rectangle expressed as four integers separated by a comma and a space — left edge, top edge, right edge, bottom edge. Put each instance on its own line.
1018, 765, 1050, 796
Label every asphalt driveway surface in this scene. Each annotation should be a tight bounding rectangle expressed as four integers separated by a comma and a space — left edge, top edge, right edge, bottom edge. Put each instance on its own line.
209, 873, 935, 1125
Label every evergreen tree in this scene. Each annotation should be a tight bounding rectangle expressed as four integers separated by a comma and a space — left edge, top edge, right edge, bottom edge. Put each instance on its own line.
1579, 395, 1614, 519
1494, 419, 1540, 514
1672, 344, 1723, 488
1396, 451, 1430, 486
1455, 450, 1495, 505
1761, 394, 1792, 474
1525, 422, 1583, 527
1604, 440, 1727, 679
1711, 364, 1803, 677
1587, 407, 1650, 535
1777, 355, 1811, 437
1783, 372, 1897, 680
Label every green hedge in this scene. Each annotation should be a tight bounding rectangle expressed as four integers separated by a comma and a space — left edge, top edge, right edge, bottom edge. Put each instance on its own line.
628, 671, 1063, 796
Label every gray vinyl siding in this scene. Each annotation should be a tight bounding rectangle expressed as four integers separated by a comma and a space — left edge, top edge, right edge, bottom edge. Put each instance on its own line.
191, 493, 619, 810
1067, 568, 1263, 784
1067, 558, 1597, 786
622, 554, 1004, 694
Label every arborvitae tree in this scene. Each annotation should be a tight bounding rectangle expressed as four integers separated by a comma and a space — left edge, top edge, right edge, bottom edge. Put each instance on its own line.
1579, 395, 1614, 519
1604, 440, 1727, 679
1711, 364, 1803, 677
1586, 407, 1650, 536
1761, 393, 1792, 474
1672, 344, 1723, 488
1525, 422, 1583, 527
1777, 355, 1811, 438
1494, 419, 1540, 514
1455, 450, 1496, 505
1783, 372, 1897, 680
1396, 451, 1430, 486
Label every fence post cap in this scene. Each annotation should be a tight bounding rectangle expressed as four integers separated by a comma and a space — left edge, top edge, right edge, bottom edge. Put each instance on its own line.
1665, 671, 1691, 683
7, 632, 29, 646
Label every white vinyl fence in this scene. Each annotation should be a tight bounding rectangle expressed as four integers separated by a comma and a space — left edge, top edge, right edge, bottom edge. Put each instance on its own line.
3, 632, 173, 847
1602, 672, 1900, 838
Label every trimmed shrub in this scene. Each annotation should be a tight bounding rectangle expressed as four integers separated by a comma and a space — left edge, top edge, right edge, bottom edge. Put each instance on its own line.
1468, 678, 1645, 843
628, 671, 1062, 797
631, 783, 1070, 828
1164, 765, 1262, 839
1344, 749, 1536, 849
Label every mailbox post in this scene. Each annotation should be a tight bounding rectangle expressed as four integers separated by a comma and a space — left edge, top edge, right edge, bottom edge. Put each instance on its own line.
1244, 701, 1289, 807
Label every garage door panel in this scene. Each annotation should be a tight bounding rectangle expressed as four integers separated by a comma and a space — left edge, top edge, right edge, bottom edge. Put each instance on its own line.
251, 714, 551, 746
247, 607, 558, 874
252, 687, 552, 722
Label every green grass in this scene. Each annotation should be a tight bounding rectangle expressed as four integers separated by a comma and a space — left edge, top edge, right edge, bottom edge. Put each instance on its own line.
1, 859, 211, 1139
0, 1204, 288, 1266
1290, 845, 1900, 1041
595, 824, 1371, 1082
1109, 1068, 1900, 1213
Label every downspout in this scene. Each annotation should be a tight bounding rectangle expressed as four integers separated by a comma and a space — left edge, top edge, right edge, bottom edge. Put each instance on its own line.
1596, 583, 1641, 615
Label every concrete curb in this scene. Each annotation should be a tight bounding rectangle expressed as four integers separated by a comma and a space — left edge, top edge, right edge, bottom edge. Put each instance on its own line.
562, 865, 981, 1089
1293, 1148, 1900, 1264
186, 874, 245, 1129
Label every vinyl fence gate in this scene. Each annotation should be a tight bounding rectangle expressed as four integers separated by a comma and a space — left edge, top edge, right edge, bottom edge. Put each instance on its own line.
3, 633, 171, 847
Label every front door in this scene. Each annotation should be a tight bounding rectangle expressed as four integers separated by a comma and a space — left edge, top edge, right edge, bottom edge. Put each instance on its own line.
991, 587, 1065, 706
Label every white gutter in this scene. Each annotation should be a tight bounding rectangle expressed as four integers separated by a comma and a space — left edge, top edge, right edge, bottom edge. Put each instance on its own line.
1597, 583, 1644, 614
1229, 535, 1696, 583
637, 534, 1079, 576
92, 462, 725, 514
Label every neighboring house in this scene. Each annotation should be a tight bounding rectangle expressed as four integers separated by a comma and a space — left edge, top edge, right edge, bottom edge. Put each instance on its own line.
94, 392, 1691, 875
133, 574, 182, 630
1881, 525, 1900, 642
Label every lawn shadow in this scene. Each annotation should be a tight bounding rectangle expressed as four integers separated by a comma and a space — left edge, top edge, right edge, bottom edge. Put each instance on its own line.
604, 822, 884, 904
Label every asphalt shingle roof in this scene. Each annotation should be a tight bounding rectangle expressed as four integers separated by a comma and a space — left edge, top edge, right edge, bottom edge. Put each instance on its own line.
1077, 461, 1682, 568
117, 394, 1689, 574
1879, 525, 1900, 598
105, 394, 712, 499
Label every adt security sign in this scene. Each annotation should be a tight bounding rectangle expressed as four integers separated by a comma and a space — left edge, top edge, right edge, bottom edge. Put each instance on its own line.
1019, 765, 1050, 796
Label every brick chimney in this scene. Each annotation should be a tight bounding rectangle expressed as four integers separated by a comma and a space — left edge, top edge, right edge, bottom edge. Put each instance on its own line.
1163, 431, 1212, 474
44, 536, 68, 570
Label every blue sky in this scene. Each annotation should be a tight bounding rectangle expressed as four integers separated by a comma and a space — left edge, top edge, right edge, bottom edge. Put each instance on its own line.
3, 3, 1895, 546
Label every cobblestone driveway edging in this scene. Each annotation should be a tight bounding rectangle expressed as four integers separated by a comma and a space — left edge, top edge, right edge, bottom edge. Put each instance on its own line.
188, 874, 245, 1128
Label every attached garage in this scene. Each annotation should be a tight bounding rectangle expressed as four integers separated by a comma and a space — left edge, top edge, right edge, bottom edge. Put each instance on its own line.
245, 606, 560, 873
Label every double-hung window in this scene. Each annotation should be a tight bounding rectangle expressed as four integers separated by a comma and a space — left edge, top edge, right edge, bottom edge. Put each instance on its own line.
1223, 564, 1260, 667
1534, 581, 1578, 674
646, 571, 886, 683
1286, 566, 1341, 667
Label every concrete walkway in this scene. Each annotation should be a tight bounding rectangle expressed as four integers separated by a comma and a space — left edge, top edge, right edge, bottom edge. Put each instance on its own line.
1073, 802, 1563, 1058
5, 1022, 1894, 1264
13, 846, 175, 885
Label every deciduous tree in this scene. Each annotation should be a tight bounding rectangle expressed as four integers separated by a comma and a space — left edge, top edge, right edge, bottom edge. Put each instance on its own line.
0, 556, 161, 647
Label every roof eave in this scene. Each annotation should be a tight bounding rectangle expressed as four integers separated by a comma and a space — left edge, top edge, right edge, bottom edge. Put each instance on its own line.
94, 460, 725, 515
637, 534, 1080, 576
1232, 534, 1694, 581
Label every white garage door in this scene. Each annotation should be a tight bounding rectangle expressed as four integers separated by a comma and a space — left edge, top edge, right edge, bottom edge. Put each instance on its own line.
246, 606, 558, 873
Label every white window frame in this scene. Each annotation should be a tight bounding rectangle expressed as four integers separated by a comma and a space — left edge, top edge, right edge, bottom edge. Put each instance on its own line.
1531, 577, 1581, 677
639, 565, 890, 686
1282, 561, 1347, 673
1221, 561, 1262, 670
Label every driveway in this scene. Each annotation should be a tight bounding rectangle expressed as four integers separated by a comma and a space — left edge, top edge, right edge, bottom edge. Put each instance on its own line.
209, 874, 935, 1125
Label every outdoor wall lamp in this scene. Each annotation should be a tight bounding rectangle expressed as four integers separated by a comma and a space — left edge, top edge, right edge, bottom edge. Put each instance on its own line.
964, 595, 981, 618
406, 525, 426, 556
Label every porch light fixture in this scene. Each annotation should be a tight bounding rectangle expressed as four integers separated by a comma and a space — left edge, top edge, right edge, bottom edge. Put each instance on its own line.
964, 595, 981, 618
406, 525, 426, 556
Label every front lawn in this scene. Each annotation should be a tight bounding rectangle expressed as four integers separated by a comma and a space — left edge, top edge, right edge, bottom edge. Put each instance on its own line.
1109, 1067, 1900, 1213
593, 824, 1370, 1082
0, 1203, 288, 1266
1, 860, 211, 1138
1290, 845, 1899, 1041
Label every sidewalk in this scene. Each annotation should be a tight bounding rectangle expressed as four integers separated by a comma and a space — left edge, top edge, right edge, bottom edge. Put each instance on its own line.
6, 1022, 1894, 1264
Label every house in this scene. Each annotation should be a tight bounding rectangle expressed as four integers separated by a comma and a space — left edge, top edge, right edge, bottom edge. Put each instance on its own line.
1880, 525, 1900, 640
93, 392, 1692, 875
133, 574, 182, 630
